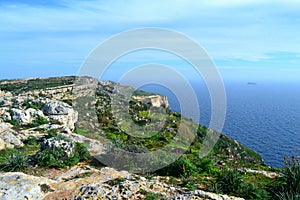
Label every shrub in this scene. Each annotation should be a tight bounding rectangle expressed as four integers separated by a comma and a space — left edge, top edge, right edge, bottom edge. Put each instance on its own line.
212, 169, 270, 199
45, 130, 69, 141
276, 156, 300, 200
35, 142, 90, 168
26, 116, 49, 128
0, 152, 29, 172
8, 119, 19, 126
155, 156, 198, 177
240, 182, 270, 200
23, 136, 38, 145
45, 129, 59, 139
217, 169, 243, 194
74, 142, 90, 162
36, 148, 66, 168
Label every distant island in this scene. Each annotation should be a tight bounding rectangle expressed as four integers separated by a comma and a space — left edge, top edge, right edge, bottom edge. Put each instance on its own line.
247, 82, 257, 85
0, 76, 297, 200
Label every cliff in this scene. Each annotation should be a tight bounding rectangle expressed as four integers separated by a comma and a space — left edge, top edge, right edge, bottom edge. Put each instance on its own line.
0, 76, 281, 200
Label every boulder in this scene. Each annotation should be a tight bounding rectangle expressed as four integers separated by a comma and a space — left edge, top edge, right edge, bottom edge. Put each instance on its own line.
42, 101, 78, 131
11, 108, 32, 125
0, 123, 23, 149
41, 137, 74, 158
10, 108, 45, 125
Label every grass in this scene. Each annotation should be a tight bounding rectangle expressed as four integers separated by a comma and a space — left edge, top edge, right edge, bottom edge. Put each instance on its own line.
0, 151, 29, 172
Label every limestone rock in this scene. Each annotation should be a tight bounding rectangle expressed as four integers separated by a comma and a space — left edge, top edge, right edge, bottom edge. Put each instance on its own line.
60, 132, 106, 156
0, 107, 11, 122
0, 123, 23, 149
10, 108, 45, 125
42, 101, 78, 131
0, 172, 57, 200
0, 138, 5, 150
41, 137, 74, 158
31, 124, 72, 136
11, 108, 32, 125
133, 95, 169, 108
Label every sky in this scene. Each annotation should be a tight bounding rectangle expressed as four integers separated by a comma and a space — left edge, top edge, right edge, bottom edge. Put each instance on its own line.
0, 0, 300, 82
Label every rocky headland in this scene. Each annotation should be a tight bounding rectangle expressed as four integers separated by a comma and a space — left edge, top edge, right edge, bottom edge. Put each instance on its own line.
0, 77, 287, 200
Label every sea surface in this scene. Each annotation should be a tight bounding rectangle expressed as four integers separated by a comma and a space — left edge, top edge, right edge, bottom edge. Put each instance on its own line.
139, 80, 300, 168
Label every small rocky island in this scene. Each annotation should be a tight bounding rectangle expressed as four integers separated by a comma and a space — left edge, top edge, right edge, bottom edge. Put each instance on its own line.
0, 77, 295, 200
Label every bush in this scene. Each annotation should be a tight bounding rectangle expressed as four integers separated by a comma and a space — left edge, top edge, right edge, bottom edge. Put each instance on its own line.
276, 157, 300, 200
212, 169, 270, 199
35, 142, 90, 168
45, 130, 69, 141
23, 136, 38, 145
217, 169, 243, 194
240, 182, 270, 200
74, 142, 90, 162
36, 147, 66, 168
8, 119, 19, 126
26, 116, 49, 128
155, 156, 198, 177
0, 152, 29, 172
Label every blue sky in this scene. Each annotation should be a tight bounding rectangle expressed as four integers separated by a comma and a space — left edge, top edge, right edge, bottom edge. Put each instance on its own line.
0, 0, 300, 81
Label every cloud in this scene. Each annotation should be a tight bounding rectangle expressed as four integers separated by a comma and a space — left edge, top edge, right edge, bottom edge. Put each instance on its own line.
0, 0, 300, 80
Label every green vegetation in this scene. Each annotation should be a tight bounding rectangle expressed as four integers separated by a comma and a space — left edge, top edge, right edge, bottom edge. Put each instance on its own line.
1, 77, 298, 200
0, 76, 75, 94
139, 190, 165, 200
275, 157, 300, 200
8, 119, 19, 126
132, 89, 156, 96
0, 151, 29, 172
35, 141, 90, 168
25, 116, 49, 128
22, 100, 45, 110
0, 134, 90, 171
209, 169, 270, 199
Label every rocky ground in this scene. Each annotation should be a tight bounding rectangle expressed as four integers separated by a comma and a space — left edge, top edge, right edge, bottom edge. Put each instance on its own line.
0, 77, 280, 200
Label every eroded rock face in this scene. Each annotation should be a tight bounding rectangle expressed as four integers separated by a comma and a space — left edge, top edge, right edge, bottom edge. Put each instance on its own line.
133, 95, 169, 108
42, 101, 78, 131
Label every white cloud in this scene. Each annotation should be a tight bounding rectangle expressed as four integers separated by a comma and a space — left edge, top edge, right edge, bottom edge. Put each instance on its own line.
0, 0, 300, 68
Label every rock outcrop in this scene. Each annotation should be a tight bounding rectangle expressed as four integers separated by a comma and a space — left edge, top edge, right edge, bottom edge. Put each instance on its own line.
11, 108, 45, 125
133, 95, 169, 108
0, 123, 23, 149
42, 101, 78, 131
0, 167, 245, 200
0, 172, 57, 200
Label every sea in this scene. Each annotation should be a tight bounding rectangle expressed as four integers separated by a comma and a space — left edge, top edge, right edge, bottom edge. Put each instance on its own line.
138, 80, 300, 168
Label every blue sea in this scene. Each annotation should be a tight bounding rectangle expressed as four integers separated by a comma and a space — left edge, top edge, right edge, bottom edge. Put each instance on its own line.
139, 80, 300, 168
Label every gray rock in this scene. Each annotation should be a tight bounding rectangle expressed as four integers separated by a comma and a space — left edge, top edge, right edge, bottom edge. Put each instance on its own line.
0, 107, 11, 122
33, 124, 72, 134
10, 108, 45, 125
41, 137, 74, 158
0, 123, 23, 149
11, 108, 32, 125
42, 101, 78, 131
0, 138, 5, 150
0, 172, 57, 200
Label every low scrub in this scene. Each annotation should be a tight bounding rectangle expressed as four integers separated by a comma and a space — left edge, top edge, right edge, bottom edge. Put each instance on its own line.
0, 152, 29, 172
35, 142, 90, 168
